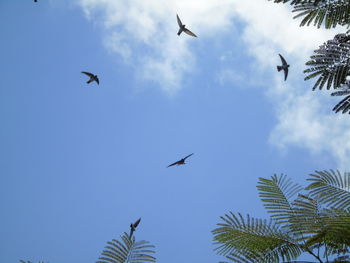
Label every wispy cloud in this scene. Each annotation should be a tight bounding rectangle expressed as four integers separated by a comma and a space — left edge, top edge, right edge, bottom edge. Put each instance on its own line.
77, 0, 238, 93
229, 1, 350, 168
77, 0, 350, 168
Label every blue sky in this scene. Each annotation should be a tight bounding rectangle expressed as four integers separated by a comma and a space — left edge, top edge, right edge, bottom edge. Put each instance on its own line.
0, 1, 348, 263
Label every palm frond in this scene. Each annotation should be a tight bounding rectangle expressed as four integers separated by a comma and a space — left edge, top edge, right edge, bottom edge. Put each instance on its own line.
306, 170, 350, 210
268, 0, 319, 5
304, 33, 350, 91
293, 1, 350, 29
333, 95, 350, 114
268, 1, 350, 28
257, 174, 303, 225
331, 85, 350, 97
97, 232, 156, 263
212, 212, 302, 263
292, 194, 321, 237
306, 209, 350, 255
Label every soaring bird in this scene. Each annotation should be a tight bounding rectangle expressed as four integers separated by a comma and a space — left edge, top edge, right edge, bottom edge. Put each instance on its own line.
81, 71, 99, 85
176, 14, 197, 38
277, 54, 289, 81
167, 153, 194, 167
129, 218, 141, 238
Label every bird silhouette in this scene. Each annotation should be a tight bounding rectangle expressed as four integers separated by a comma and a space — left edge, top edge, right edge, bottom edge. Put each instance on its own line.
176, 14, 197, 38
129, 218, 141, 238
277, 54, 289, 81
167, 153, 194, 167
81, 71, 99, 85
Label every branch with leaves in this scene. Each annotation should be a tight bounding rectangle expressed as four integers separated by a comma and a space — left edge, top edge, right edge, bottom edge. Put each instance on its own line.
213, 170, 350, 263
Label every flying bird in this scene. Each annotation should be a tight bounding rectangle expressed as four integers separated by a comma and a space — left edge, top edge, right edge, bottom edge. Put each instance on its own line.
167, 153, 194, 167
176, 14, 197, 38
277, 54, 289, 81
81, 71, 99, 85
129, 218, 141, 238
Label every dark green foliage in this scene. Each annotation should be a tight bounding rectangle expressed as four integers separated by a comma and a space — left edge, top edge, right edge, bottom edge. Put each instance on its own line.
304, 33, 350, 91
269, 0, 350, 29
333, 95, 350, 114
307, 170, 350, 210
269, 0, 350, 114
213, 213, 302, 263
303, 32, 350, 113
213, 170, 350, 263
97, 232, 156, 263
257, 174, 303, 225
294, 1, 350, 29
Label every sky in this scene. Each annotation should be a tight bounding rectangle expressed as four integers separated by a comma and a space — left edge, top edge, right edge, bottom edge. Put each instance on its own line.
0, 1, 349, 263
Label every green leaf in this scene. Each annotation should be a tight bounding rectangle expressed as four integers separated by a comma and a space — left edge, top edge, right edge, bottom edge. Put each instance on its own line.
257, 174, 303, 226
307, 170, 350, 209
97, 232, 156, 263
212, 212, 302, 263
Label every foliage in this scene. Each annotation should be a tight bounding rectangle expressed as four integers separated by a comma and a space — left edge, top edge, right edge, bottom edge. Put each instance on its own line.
213, 170, 350, 263
97, 232, 156, 263
269, 0, 350, 29
269, 0, 350, 114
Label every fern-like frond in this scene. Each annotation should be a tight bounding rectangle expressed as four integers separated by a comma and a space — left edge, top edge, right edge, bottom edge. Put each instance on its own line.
292, 194, 321, 238
268, 0, 320, 5
331, 85, 350, 97
268, 1, 350, 28
212, 212, 302, 263
257, 174, 303, 226
97, 232, 156, 263
304, 33, 350, 91
333, 95, 350, 114
293, 1, 350, 29
306, 170, 350, 210
306, 209, 350, 256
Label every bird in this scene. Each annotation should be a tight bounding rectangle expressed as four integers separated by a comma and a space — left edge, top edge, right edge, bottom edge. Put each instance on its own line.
176, 14, 197, 38
277, 54, 289, 81
129, 218, 141, 238
167, 153, 194, 167
81, 71, 99, 85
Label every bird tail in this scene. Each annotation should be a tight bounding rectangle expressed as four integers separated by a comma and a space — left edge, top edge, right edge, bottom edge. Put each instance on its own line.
277, 66, 283, 72
129, 229, 134, 238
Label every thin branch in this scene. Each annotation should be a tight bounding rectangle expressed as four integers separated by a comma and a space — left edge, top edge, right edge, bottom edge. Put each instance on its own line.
324, 240, 329, 263
304, 247, 323, 263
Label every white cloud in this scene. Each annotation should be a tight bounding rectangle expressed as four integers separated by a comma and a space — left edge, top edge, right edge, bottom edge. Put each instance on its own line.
227, 1, 350, 169
77, 0, 239, 92
77, 0, 350, 168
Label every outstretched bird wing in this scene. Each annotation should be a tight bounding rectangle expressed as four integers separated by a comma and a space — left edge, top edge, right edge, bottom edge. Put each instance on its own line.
184, 28, 197, 37
133, 218, 141, 228
279, 54, 288, 66
176, 14, 183, 27
81, 71, 94, 77
283, 67, 288, 81
167, 160, 180, 167
183, 153, 194, 160
333, 95, 350, 114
